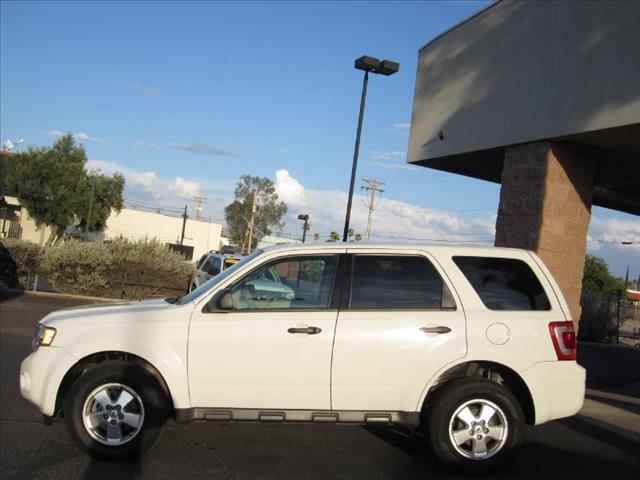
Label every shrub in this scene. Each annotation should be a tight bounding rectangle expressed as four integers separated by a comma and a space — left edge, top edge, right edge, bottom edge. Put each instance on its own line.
41, 237, 193, 299
0, 238, 44, 274
41, 240, 111, 295
0, 241, 19, 288
103, 237, 193, 299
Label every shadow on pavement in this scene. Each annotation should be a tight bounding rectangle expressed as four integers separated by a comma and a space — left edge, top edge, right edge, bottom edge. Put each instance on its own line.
364, 423, 639, 479
559, 415, 640, 458
585, 392, 640, 416
80, 458, 142, 480
0, 288, 25, 303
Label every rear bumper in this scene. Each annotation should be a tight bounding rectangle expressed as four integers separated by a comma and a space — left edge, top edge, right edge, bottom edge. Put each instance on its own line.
20, 346, 77, 416
520, 361, 585, 425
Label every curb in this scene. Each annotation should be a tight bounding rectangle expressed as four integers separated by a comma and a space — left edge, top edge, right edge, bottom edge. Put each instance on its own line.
0, 288, 119, 303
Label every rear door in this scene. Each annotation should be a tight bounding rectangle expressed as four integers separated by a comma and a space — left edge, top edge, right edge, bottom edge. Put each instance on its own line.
331, 248, 467, 412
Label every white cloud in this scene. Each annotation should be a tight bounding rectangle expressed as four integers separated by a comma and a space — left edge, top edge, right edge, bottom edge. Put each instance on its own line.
374, 151, 406, 161
372, 161, 418, 171
167, 176, 201, 199
387, 123, 410, 134
131, 141, 237, 157
275, 169, 495, 244
275, 169, 306, 207
370, 150, 417, 171
587, 217, 640, 252
87, 159, 203, 203
42, 130, 105, 143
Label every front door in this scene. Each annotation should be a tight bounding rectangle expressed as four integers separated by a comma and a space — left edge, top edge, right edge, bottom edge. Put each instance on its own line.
188, 252, 341, 410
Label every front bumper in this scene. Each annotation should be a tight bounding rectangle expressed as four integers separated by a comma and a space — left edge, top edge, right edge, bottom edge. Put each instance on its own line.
520, 361, 586, 425
20, 346, 77, 417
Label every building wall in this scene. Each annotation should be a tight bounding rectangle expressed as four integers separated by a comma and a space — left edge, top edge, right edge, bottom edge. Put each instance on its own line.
102, 208, 222, 261
408, 0, 640, 163
4, 198, 222, 261
2, 196, 53, 244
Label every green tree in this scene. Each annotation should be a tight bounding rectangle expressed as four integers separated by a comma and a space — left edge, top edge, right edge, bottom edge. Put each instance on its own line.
6, 134, 124, 244
354, 233, 363, 242
582, 255, 624, 294
313, 233, 320, 242
328, 231, 340, 242
224, 175, 287, 248
77, 172, 125, 232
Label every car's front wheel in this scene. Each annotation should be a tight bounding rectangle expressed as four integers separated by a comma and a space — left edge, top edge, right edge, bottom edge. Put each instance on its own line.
424, 378, 524, 476
64, 362, 167, 460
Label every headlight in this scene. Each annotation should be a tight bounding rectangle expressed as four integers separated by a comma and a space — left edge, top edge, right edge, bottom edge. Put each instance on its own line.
32, 324, 57, 351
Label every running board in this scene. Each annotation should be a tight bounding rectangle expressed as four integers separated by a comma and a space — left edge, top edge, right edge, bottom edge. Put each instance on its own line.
174, 408, 420, 427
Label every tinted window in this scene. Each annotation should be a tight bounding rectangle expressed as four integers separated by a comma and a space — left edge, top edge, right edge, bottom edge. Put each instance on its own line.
230, 256, 337, 310
350, 255, 454, 310
202, 256, 221, 275
453, 256, 550, 311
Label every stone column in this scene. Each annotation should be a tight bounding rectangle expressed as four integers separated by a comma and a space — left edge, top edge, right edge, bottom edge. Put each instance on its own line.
495, 141, 595, 326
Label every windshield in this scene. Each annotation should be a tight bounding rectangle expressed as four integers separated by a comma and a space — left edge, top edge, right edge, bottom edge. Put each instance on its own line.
177, 249, 264, 305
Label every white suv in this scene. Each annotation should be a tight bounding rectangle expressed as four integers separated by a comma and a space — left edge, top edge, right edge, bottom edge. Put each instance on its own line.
20, 243, 585, 475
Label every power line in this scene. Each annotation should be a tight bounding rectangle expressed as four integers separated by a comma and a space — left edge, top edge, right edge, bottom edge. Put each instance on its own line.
192, 196, 207, 221
361, 177, 385, 241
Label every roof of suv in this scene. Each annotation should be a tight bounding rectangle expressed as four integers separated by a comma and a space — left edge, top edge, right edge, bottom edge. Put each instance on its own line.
262, 242, 532, 255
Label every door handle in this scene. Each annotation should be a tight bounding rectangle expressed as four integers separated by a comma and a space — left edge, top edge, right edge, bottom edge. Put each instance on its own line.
420, 325, 452, 334
287, 326, 322, 335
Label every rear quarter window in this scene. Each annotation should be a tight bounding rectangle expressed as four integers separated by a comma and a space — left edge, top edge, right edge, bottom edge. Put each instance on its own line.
453, 256, 550, 311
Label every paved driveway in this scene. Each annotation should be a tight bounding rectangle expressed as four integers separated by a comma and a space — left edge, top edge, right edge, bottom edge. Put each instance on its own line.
1, 291, 638, 479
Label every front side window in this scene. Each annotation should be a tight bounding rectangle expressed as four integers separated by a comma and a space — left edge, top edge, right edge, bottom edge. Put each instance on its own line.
350, 255, 455, 310
230, 256, 338, 310
453, 256, 551, 311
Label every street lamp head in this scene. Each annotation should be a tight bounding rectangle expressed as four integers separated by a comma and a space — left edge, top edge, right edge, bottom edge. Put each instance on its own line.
354, 55, 380, 72
297, 214, 309, 221
354, 56, 399, 76
376, 60, 399, 76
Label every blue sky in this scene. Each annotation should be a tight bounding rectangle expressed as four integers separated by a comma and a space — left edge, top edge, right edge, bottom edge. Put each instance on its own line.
1, 0, 638, 279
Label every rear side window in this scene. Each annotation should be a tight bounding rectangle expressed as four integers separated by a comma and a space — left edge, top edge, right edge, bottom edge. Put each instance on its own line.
350, 255, 455, 310
453, 256, 550, 311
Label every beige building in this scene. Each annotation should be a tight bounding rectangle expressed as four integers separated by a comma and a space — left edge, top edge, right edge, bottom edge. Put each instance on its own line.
0, 196, 222, 261
99, 208, 222, 260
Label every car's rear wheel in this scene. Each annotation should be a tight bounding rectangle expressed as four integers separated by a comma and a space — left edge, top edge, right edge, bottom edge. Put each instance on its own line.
64, 362, 167, 459
424, 378, 524, 476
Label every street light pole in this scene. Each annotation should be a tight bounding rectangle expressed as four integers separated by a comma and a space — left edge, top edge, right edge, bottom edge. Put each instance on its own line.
343, 70, 369, 243
342, 56, 399, 243
180, 205, 188, 245
297, 214, 309, 243
84, 177, 96, 241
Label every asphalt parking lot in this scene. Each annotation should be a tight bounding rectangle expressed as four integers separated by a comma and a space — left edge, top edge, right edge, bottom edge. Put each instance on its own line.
1, 291, 638, 480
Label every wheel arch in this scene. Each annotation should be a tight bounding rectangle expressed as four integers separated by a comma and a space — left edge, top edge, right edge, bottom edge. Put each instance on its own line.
55, 351, 175, 418
420, 360, 536, 425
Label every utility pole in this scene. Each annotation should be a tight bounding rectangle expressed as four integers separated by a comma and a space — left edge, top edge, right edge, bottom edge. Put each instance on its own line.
361, 177, 385, 241
246, 191, 257, 254
180, 205, 188, 245
84, 177, 96, 241
192, 196, 207, 221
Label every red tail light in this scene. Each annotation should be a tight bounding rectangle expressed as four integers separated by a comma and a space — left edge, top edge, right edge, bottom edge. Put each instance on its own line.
549, 321, 577, 360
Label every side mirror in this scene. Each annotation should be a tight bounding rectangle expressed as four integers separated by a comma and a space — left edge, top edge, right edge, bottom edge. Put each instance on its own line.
218, 291, 234, 310
203, 289, 233, 313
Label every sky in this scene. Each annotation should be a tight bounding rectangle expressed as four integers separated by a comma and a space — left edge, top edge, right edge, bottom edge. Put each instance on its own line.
1, 0, 639, 280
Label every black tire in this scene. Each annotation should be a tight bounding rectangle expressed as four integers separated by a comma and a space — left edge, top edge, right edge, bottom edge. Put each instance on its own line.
64, 361, 168, 460
423, 378, 524, 476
